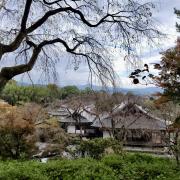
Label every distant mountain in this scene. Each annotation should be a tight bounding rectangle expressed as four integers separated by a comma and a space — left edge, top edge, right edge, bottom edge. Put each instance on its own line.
78, 84, 163, 95
17, 82, 46, 87
117, 87, 163, 95
17, 81, 163, 95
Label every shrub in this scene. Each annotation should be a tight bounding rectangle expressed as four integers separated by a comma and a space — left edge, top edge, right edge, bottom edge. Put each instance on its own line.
0, 161, 48, 180
43, 158, 118, 180
101, 154, 125, 172
0, 154, 180, 179
78, 138, 122, 159
0, 159, 118, 180
35, 117, 69, 156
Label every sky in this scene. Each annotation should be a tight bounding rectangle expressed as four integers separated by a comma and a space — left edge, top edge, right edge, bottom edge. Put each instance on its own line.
15, 0, 180, 88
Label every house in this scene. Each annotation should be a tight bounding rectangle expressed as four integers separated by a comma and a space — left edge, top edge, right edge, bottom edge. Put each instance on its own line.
49, 102, 167, 147
48, 105, 97, 137
92, 102, 167, 147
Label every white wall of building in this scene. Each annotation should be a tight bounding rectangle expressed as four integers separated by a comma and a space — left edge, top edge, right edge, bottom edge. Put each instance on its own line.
67, 125, 76, 134
76, 130, 85, 134
103, 130, 112, 138
67, 125, 84, 134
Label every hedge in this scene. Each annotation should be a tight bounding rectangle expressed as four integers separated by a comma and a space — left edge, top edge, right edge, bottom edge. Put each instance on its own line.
0, 153, 179, 180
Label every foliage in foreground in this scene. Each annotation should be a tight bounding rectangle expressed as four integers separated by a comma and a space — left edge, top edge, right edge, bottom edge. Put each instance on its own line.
0, 153, 179, 180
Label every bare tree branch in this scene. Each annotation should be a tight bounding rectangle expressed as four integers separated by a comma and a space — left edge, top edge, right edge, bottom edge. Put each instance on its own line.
0, 0, 162, 90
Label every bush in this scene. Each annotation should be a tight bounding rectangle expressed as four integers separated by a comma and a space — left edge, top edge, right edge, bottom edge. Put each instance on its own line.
0, 159, 117, 180
78, 138, 122, 159
0, 161, 48, 180
43, 158, 117, 180
0, 154, 179, 179
102, 153, 180, 180
101, 154, 125, 172
35, 117, 69, 157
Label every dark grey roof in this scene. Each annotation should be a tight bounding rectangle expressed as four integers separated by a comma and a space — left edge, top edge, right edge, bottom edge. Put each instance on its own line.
48, 106, 94, 124
57, 117, 92, 124
92, 103, 166, 130
92, 116, 166, 130
49, 102, 166, 130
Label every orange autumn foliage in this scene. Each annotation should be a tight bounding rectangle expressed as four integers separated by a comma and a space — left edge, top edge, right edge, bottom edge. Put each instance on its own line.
0, 103, 37, 159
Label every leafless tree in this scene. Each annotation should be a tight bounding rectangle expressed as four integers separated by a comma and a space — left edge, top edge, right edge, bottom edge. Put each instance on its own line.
94, 92, 124, 137
0, 0, 161, 90
154, 103, 180, 166
94, 93, 154, 143
62, 96, 92, 138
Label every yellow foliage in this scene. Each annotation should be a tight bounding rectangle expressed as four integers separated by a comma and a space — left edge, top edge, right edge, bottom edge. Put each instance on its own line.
0, 107, 34, 133
0, 100, 16, 113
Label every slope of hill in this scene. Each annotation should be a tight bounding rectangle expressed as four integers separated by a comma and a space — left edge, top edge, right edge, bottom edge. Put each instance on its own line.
78, 85, 163, 95
17, 82, 163, 95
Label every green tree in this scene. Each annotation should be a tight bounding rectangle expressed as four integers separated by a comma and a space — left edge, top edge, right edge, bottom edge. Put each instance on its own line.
0, 80, 28, 105
46, 84, 61, 101
81, 87, 94, 95
61, 86, 80, 99
0, 82, 62, 105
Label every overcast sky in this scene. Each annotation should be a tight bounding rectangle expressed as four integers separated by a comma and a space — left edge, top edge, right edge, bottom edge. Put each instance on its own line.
15, 0, 180, 88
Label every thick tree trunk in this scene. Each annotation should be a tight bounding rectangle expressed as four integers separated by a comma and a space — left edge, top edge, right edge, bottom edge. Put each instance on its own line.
0, 48, 41, 93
